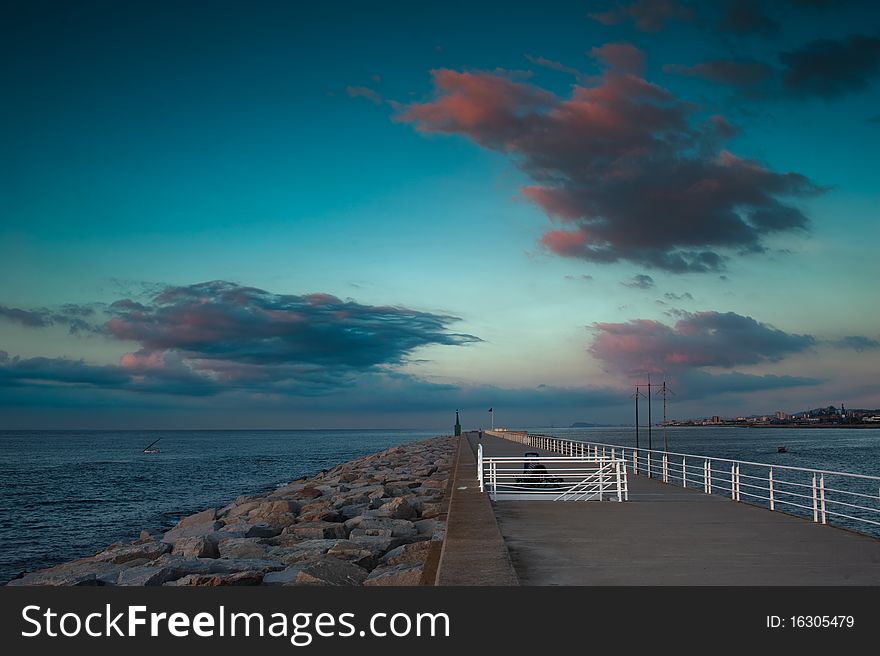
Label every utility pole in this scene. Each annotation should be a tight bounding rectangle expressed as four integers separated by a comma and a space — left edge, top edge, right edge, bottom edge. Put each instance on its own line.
631, 385, 643, 450
658, 381, 675, 452
647, 373, 653, 452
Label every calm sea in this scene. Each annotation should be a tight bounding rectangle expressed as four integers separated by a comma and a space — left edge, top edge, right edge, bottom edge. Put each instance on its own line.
2, 426, 878, 584
0, 429, 441, 583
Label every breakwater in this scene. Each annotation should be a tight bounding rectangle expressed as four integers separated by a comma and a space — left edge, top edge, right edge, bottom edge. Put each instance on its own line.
7, 435, 454, 586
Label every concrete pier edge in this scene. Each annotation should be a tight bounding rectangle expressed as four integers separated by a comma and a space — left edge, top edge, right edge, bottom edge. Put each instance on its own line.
434, 432, 519, 586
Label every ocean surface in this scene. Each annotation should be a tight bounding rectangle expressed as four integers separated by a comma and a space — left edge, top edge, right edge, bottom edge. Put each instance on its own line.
0, 429, 441, 584
2, 426, 878, 583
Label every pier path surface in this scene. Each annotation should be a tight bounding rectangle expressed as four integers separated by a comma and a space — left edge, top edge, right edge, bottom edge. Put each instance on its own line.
470, 433, 880, 585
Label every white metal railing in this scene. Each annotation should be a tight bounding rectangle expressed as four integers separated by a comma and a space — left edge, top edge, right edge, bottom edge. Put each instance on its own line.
477, 443, 628, 502
485, 430, 880, 536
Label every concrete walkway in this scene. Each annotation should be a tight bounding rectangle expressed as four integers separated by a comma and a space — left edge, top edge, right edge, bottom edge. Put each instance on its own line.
476, 433, 880, 585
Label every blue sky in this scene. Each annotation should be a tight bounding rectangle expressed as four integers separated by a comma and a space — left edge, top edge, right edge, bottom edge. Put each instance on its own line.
1, 0, 879, 429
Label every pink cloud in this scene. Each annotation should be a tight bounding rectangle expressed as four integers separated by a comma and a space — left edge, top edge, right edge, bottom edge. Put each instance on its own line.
396, 49, 821, 272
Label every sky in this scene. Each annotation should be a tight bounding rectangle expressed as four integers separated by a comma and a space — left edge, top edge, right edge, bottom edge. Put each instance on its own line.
1, 0, 879, 429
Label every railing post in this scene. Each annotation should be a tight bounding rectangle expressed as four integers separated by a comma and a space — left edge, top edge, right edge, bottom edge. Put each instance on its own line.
682, 456, 687, 487
477, 444, 484, 492
707, 460, 713, 494
647, 451, 652, 479
663, 454, 668, 483
736, 464, 741, 501
820, 474, 826, 524
616, 460, 623, 502
633, 449, 638, 476
611, 447, 616, 462
812, 473, 818, 522
731, 464, 736, 501
769, 468, 775, 510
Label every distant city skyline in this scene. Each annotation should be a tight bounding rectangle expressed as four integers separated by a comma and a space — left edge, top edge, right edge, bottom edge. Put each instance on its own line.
1, 1, 879, 428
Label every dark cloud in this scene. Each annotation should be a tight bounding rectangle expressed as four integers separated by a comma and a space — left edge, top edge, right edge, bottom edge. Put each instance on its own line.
106, 281, 478, 369
664, 292, 694, 300
397, 52, 821, 273
0, 304, 97, 334
716, 0, 779, 36
831, 335, 880, 351
677, 370, 822, 399
564, 274, 594, 282
780, 34, 880, 99
622, 274, 655, 289
0, 281, 480, 397
665, 34, 880, 101
664, 59, 774, 95
589, 310, 815, 376
589, 0, 694, 32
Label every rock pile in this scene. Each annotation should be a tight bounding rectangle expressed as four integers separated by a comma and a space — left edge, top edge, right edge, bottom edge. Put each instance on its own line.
7, 435, 455, 586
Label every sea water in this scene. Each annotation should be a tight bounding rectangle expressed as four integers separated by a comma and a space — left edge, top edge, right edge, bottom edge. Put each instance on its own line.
0, 429, 439, 583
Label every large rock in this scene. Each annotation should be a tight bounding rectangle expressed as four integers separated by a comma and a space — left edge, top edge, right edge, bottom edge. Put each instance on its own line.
263, 565, 306, 585
364, 563, 425, 586
377, 497, 417, 520
344, 535, 395, 556
276, 539, 337, 563
163, 520, 223, 542
171, 535, 219, 559
326, 540, 376, 569
95, 540, 170, 564
175, 508, 217, 529
380, 540, 432, 566
293, 557, 368, 586
349, 527, 393, 539
245, 523, 283, 539
164, 571, 263, 586
217, 538, 275, 560
283, 521, 348, 540
7, 560, 126, 587
117, 555, 286, 585
357, 518, 417, 538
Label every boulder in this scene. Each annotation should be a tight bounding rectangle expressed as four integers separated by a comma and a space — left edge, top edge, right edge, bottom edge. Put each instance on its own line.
377, 497, 417, 520
296, 487, 322, 500
95, 540, 170, 564
326, 540, 376, 569
344, 535, 395, 556
380, 540, 432, 566
7, 560, 124, 587
175, 508, 217, 529
358, 518, 417, 538
245, 522, 283, 539
164, 571, 263, 586
420, 503, 445, 519
263, 565, 306, 585
163, 520, 223, 542
293, 557, 368, 586
171, 535, 219, 559
276, 539, 337, 564
217, 538, 274, 560
364, 563, 425, 586
349, 528, 393, 539
283, 521, 348, 540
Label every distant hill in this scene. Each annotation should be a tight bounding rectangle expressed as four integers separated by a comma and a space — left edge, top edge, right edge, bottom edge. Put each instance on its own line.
570, 422, 603, 428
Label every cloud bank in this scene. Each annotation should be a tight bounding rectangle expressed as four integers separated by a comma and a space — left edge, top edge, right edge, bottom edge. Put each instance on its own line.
397, 47, 821, 272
